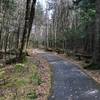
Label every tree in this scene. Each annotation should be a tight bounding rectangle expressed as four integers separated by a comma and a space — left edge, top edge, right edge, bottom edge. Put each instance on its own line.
33, 1, 44, 47
0, 0, 37, 63
93, 0, 100, 64
19, 0, 36, 57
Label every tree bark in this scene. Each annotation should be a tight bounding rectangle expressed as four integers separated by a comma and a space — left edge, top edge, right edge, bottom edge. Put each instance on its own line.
19, 0, 31, 57
26, 0, 36, 48
93, 0, 100, 64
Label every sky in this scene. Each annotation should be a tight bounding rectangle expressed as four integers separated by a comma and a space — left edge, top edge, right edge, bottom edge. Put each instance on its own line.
38, 0, 46, 10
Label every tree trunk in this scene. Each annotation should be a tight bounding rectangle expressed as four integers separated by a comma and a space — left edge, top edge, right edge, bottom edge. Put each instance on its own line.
93, 0, 100, 64
26, 0, 36, 48
19, 0, 31, 57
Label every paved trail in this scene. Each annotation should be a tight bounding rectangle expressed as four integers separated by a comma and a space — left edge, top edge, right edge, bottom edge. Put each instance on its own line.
40, 53, 100, 100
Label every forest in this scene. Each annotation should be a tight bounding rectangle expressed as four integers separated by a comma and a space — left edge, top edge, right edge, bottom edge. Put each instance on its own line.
40, 0, 99, 65
0, 0, 100, 65
0, 0, 36, 64
0, 0, 100, 100
32, 0, 100, 66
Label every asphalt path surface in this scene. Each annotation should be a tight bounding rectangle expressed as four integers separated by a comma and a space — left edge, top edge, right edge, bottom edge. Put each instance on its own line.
40, 53, 100, 100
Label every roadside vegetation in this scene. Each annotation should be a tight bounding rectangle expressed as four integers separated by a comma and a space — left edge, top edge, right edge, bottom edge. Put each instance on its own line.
0, 51, 51, 100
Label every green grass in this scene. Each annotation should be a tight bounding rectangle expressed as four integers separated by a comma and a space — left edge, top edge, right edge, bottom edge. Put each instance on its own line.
15, 63, 25, 72
27, 91, 38, 100
0, 56, 44, 100
31, 73, 43, 85
15, 79, 28, 86
0, 70, 5, 79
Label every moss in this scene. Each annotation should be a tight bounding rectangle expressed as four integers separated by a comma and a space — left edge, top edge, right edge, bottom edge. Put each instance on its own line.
84, 63, 100, 70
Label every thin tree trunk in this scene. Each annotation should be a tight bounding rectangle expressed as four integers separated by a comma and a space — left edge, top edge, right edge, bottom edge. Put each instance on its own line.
26, 0, 36, 48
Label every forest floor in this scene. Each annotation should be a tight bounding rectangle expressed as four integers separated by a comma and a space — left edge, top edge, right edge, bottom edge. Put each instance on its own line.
58, 54, 100, 84
0, 49, 51, 100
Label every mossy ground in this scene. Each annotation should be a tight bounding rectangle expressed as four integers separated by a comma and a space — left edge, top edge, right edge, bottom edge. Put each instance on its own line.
84, 63, 100, 70
0, 56, 42, 100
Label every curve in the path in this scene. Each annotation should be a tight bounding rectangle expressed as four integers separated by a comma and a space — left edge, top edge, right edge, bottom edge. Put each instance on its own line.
40, 53, 100, 100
